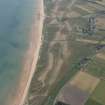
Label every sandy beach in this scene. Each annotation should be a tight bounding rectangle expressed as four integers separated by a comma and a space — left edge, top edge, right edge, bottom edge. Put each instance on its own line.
8, 0, 44, 105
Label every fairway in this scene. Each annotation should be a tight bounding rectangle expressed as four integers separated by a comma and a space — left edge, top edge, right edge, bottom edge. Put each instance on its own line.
70, 71, 100, 93
90, 80, 105, 105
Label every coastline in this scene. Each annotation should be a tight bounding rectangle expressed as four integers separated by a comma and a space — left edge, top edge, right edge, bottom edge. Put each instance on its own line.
10, 0, 44, 105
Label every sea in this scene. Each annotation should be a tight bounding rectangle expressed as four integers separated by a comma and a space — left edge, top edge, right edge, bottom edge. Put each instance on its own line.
0, 0, 37, 104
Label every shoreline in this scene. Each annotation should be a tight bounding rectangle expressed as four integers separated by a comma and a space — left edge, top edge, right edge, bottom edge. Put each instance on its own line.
10, 0, 44, 105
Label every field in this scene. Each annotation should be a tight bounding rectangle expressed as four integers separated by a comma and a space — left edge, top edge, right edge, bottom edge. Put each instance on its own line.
56, 84, 89, 105
55, 72, 105, 105
90, 80, 105, 105
85, 99, 102, 105
96, 53, 105, 60
85, 80, 105, 105
70, 71, 100, 93
86, 57, 105, 78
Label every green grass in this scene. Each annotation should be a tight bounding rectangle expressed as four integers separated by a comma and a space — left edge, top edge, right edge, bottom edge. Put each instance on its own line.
87, 57, 105, 77
90, 80, 105, 105
85, 99, 102, 105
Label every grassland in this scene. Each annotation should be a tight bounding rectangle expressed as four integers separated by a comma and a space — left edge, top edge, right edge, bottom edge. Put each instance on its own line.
90, 80, 105, 105
86, 57, 105, 78
85, 99, 102, 105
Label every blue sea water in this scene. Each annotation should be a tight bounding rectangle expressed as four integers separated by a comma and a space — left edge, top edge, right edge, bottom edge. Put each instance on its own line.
0, 0, 37, 104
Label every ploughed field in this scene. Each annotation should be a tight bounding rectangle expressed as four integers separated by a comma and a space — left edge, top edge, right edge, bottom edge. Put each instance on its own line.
26, 0, 105, 105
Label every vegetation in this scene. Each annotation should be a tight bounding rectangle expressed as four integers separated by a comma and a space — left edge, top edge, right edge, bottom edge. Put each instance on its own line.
85, 99, 102, 105
87, 57, 105, 77
90, 80, 105, 105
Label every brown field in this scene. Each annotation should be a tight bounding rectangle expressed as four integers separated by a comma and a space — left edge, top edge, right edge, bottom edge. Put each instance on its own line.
70, 71, 100, 93
56, 85, 89, 105
96, 17, 105, 28
96, 53, 105, 61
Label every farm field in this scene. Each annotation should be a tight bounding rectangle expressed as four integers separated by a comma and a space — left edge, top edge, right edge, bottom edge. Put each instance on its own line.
85, 80, 105, 105
85, 99, 102, 105
56, 71, 105, 105
86, 56, 105, 77
25, 0, 105, 105
90, 80, 105, 105
70, 71, 100, 93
